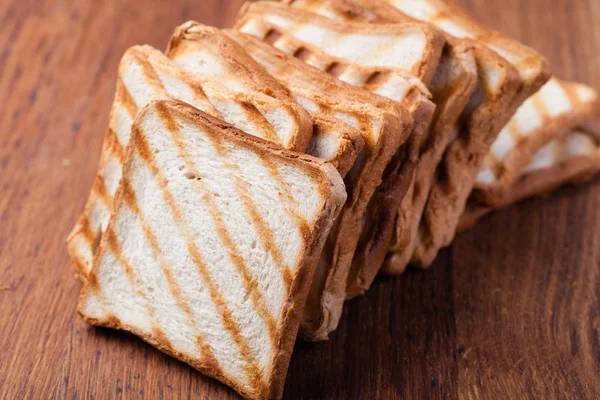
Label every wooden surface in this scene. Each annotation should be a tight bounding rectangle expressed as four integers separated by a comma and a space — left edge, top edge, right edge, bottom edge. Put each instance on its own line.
1, 0, 599, 398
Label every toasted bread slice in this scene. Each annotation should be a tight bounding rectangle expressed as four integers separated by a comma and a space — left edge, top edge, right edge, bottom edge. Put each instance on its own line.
474, 78, 599, 206
235, 1, 445, 86
78, 99, 347, 400
67, 45, 314, 279
377, 0, 551, 268
459, 127, 600, 232
226, 31, 417, 340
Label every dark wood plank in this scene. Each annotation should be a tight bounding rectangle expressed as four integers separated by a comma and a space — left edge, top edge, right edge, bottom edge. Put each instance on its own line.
0, 0, 598, 399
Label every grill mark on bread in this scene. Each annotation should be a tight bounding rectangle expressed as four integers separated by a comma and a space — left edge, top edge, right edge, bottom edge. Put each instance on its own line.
530, 95, 550, 137
119, 177, 225, 375
133, 119, 263, 390
106, 128, 126, 161
104, 227, 135, 287
165, 122, 280, 343
553, 135, 568, 164
133, 55, 166, 95
326, 62, 347, 78
78, 216, 97, 248
238, 100, 279, 143
505, 120, 522, 143
485, 152, 502, 181
293, 47, 311, 61
117, 79, 139, 120
264, 29, 283, 45
103, 225, 170, 351
564, 84, 582, 109
93, 175, 113, 209
364, 71, 391, 91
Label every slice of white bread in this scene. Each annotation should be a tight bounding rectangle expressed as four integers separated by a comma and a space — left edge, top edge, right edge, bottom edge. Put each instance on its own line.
474, 78, 599, 206
78, 99, 347, 400
378, 0, 551, 268
226, 30, 423, 340
233, 3, 444, 305
66, 45, 314, 279
459, 127, 600, 232
235, 1, 445, 86
165, 22, 364, 177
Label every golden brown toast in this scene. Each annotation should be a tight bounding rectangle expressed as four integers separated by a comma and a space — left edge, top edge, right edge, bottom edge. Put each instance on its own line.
79, 99, 347, 400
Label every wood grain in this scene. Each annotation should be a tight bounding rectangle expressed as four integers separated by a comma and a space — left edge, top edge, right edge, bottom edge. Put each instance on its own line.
0, 0, 598, 399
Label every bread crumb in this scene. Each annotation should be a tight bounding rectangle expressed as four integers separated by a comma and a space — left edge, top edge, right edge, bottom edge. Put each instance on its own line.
62, 159, 71, 167
0, 286, 10, 291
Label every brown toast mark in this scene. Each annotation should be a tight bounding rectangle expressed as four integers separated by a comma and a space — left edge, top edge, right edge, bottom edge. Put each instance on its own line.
459, 127, 600, 232
235, 1, 445, 86
79, 99, 346, 399
473, 78, 599, 207
227, 29, 427, 340
67, 44, 313, 280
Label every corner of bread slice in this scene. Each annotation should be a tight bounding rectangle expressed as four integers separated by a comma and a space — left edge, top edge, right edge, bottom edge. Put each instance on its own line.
79, 98, 345, 400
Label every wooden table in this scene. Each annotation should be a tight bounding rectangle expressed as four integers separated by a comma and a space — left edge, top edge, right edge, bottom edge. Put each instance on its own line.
1, 0, 599, 398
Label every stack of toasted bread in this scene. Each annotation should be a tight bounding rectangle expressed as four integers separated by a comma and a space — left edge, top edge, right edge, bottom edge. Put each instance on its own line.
67, 1, 599, 398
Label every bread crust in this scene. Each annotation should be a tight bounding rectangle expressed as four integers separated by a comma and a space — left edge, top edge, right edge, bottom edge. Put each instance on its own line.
79, 99, 347, 400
